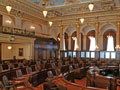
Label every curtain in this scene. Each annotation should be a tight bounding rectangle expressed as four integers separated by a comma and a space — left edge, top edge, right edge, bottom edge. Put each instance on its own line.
72, 37, 77, 57
107, 36, 114, 51
72, 37, 77, 50
63, 38, 66, 50
89, 36, 96, 51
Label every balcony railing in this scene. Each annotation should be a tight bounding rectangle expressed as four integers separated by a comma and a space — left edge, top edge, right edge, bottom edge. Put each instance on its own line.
60, 50, 120, 60
0, 26, 35, 37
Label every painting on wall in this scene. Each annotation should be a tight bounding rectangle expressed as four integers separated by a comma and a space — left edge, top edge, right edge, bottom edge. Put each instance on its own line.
19, 48, 23, 56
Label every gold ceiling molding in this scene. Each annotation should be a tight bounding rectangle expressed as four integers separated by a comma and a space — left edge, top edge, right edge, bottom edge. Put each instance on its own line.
48, 8, 120, 22
0, 0, 46, 21
46, 0, 114, 18
0, 1, 48, 25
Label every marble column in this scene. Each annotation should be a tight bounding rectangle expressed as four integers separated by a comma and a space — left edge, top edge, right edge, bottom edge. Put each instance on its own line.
100, 35, 103, 50
68, 36, 71, 50
60, 26, 64, 50
116, 22, 120, 51
83, 35, 86, 50
76, 24, 80, 50
95, 23, 99, 51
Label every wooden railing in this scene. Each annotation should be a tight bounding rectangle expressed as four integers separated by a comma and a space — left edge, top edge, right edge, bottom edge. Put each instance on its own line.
60, 50, 120, 60
0, 26, 35, 37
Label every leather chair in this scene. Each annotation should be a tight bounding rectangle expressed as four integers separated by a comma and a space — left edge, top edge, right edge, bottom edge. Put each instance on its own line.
2, 75, 15, 90
0, 81, 4, 90
26, 67, 32, 74
16, 70, 23, 78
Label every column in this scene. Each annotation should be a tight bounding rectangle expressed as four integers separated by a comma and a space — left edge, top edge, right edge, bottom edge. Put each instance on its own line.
95, 23, 99, 51
76, 24, 80, 50
100, 35, 103, 50
83, 35, 86, 50
60, 26, 64, 50
116, 21, 120, 51
68, 36, 71, 50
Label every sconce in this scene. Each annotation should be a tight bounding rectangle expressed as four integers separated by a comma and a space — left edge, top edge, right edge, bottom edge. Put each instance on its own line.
58, 37, 60, 41
30, 25, 35, 30
115, 45, 120, 50
95, 45, 99, 50
5, 20, 12, 24
8, 46, 12, 50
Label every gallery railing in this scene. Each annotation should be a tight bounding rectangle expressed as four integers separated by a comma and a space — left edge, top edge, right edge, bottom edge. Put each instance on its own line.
60, 50, 120, 60
0, 26, 35, 37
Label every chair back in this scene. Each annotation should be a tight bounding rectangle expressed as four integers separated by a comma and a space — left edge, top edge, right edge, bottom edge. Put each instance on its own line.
47, 71, 53, 79
26, 67, 32, 74
0, 81, 4, 90
35, 65, 41, 71
55, 69, 61, 75
2, 75, 9, 86
16, 70, 23, 77
69, 65, 73, 71
0, 65, 3, 71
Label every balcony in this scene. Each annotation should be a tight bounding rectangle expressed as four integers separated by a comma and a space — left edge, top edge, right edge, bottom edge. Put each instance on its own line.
0, 26, 35, 37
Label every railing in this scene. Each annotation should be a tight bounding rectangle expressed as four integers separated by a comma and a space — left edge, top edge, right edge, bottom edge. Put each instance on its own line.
60, 50, 120, 60
0, 26, 35, 37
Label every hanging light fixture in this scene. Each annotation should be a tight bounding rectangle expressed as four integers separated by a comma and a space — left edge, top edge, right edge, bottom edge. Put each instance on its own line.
43, 10, 47, 18
80, 18, 84, 24
88, 3, 94, 12
49, 21, 53, 27
6, 5, 12, 13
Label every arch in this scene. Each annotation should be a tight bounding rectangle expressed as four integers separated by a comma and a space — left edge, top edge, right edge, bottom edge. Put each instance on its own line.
63, 25, 76, 36
80, 24, 95, 35
99, 23, 116, 35
50, 26, 60, 40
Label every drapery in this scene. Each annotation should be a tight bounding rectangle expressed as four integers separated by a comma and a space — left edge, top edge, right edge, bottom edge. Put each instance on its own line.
89, 36, 96, 51
107, 36, 114, 51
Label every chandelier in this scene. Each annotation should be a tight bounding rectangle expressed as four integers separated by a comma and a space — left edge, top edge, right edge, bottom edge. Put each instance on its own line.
43, 10, 47, 18
80, 18, 85, 24
49, 21, 53, 27
6, 5, 12, 13
88, 3, 94, 12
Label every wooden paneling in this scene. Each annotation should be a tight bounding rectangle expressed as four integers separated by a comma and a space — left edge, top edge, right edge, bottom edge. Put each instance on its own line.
0, 15, 2, 26
0, 43, 1, 62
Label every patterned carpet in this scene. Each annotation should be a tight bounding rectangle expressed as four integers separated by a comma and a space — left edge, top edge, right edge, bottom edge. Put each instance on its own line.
75, 78, 86, 87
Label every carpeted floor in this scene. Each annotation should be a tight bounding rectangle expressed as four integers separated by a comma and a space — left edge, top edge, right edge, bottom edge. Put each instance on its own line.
75, 78, 86, 87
